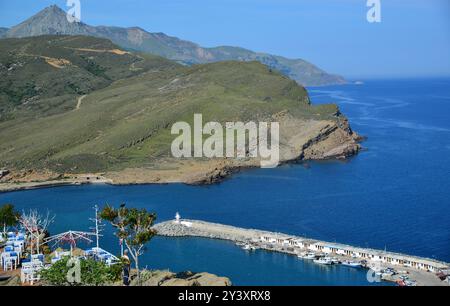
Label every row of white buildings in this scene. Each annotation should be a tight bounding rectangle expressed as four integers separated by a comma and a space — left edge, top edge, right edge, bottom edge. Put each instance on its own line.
259, 234, 449, 273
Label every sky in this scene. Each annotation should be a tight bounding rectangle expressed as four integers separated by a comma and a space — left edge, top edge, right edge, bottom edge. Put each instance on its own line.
0, 0, 449, 79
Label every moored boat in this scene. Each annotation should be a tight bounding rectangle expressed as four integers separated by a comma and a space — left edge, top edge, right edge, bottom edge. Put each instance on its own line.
330, 257, 340, 264
341, 260, 362, 268
314, 257, 333, 265
298, 252, 316, 260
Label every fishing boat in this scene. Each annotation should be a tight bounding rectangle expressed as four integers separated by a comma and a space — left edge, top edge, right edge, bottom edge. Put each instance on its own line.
302, 252, 316, 260
330, 257, 340, 264
242, 244, 251, 250
341, 260, 362, 268
297, 252, 316, 260
242, 244, 257, 251
314, 257, 333, 265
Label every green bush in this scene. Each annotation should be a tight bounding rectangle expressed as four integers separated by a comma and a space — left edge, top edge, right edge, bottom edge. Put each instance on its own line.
40, 257, 122, 286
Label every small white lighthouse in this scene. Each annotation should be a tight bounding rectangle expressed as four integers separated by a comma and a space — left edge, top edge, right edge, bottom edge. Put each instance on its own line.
175, 212, 181, 224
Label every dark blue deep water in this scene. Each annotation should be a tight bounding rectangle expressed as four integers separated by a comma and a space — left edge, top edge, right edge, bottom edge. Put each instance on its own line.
1, 78, 449, 285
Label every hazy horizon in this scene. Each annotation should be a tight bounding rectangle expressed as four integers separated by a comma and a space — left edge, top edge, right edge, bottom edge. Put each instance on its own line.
1, 0, 449, 79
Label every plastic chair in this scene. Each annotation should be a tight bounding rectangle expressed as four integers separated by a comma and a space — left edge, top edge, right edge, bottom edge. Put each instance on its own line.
4, 259, 14, 271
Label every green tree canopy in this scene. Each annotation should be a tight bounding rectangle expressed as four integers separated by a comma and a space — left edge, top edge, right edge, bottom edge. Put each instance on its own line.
0, 204, 20, 234
40, 256, 121, 286
100, 204, 157, 284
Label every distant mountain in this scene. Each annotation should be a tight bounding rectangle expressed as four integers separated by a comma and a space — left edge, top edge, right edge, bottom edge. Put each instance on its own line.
0, 27, 8, 38
3, 5, 346, 86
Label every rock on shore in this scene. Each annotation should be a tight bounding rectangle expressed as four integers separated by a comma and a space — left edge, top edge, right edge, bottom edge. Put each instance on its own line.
130, 270, 232, 286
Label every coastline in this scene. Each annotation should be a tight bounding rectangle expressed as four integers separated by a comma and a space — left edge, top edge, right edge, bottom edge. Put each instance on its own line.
0, 117, 363, 193
153, 219, 450, 286
0, 178, 110, 193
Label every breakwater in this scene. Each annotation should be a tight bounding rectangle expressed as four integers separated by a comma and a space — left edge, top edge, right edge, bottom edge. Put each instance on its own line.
154, 219, 450, 286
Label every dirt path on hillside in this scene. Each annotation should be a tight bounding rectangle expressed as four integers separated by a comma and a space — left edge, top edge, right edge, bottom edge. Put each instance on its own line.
76, 94, 86, 110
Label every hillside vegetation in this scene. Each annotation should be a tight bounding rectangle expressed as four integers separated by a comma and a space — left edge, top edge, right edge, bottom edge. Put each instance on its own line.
0, 35, 345, 175
0, 35, 177, 120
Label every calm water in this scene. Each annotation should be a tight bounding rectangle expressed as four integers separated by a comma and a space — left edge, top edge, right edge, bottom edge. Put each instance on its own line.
1, 78, 449, 285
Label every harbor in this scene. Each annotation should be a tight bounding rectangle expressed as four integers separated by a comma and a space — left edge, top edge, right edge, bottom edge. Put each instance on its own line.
154, 216, 450, 286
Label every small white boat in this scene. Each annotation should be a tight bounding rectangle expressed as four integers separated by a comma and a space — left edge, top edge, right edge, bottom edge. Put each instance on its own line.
242, 244, 251, 250
298, 252, 316, 260
341, 260, 362, 268
330, 257, 340, 264
303, 253, 316, 260
242, 244, 257, 251
314, 257, 333, 265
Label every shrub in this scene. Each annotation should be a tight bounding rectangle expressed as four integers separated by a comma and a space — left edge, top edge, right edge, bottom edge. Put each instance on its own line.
40, 257, 121, 286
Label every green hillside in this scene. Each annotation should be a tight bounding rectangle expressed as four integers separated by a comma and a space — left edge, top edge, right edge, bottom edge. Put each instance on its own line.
0, 35, 339, 174
0, 35, 177, 120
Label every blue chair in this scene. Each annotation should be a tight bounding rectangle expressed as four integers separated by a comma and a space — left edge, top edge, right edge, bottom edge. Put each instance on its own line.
5, 246, 13, 252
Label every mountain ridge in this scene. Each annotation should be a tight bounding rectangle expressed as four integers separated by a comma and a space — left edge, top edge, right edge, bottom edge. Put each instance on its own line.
3, 5, 346, 86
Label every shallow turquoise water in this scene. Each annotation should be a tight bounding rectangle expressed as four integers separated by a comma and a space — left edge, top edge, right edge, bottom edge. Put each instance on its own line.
1, 78, 449, 285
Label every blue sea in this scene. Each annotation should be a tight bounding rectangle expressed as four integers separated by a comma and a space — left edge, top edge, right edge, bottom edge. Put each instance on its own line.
1, 78, 449, 285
